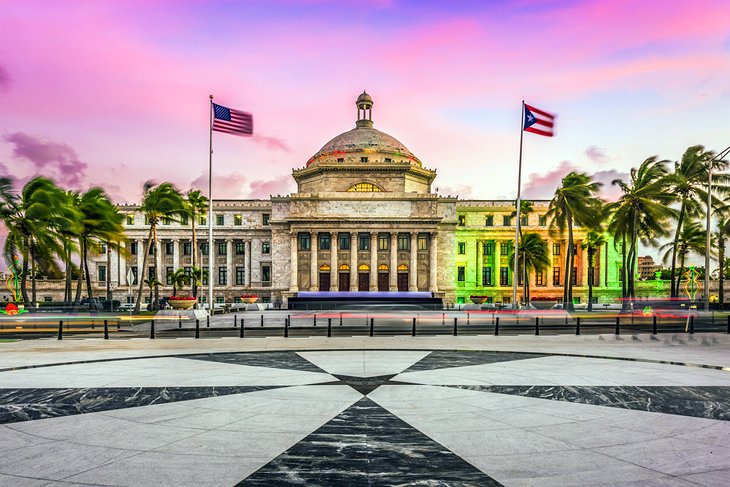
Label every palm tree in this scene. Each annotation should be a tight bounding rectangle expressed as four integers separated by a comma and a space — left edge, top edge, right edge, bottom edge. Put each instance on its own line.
716, 209, 730, 305
667, 146, 730, 296
660, 220, 708, 295
185, 189, 208, 298
170, 268, 191, 297
143, 277, 160, 309
581, 231, 606, 311
509, 233, 549, 305
58, 190, 82, 305
545, 172, 603, 311
188, 266, 208, 300
133, 182, 186, 313
607, 157, 674, 309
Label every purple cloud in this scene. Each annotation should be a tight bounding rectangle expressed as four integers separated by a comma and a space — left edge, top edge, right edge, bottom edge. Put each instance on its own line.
249, 174, 294, 198
0, 65, 9, 92
252, 134, 291, 152
437, 184, 474, 198
190, 171, 248, 199
522, 162, 627, 202
3, 132, 88, 187
584, 145, 609, 164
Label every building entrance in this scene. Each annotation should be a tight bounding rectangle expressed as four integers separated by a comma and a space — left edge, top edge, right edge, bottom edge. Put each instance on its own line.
358, 273, 369, 292
339, 273, 350, 292
319, 273, 330, 292
397, 273, 408, 292
377, 273, 388, 291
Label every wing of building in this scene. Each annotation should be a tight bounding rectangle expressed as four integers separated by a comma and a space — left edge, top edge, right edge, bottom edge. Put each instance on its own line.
76, 92, 623, 309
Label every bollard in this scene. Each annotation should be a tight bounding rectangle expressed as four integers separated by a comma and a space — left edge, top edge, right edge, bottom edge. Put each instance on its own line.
652, 315, 657, 335
615, 316, 620, 335
565, 314, 568, 325
150, 319, 155, 339
494, 317, 499, 336
535, 316, 540, 335
117, 319, 120, 331
327, 318, 332, 337
575, 317, 581, 335
467, 312, 470, 325
91, 319, 95, 330
206, 315, 210, 328
284, 318, 289, 338
58, 320, 63, 340
240, 318, 244, 338
287, 315, 291, 330
727, 314, 730, 334
369, 317, 374, 337
314, 314, 317, 327
453, 317, 458, 336
234, 314, 237, 328
261, 314, 264, 327
442, 312, 445, 325
689, 315, 695, 335
195, 319, 200, 338
104, 319, 109, 340
339, 312, 343, 326
178, 315, 182, 329
412, 317, 416, 337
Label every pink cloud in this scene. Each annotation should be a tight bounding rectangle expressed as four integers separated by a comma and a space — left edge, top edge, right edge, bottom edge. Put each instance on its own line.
252, 134, 291, 152
0, 65, 9, 92
437, 184, 474, 199
4, 132, 87, 187
249, 174, 294, 198
585, 146, 608, 164
522, 162, 626, 202
189, 171, 248, 199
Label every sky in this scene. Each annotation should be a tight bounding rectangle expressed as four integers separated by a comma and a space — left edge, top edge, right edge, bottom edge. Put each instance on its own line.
1, 0, 729, 261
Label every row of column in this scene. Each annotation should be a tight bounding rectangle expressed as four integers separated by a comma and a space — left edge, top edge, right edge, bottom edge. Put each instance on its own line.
291, 231, 439, 293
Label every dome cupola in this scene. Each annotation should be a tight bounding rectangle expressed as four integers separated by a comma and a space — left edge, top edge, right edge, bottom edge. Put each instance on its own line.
356, 90, 373, 128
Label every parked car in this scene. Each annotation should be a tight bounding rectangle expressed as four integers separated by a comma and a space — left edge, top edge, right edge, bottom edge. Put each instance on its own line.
118, 303, 135, 311
80, 298, 104, 311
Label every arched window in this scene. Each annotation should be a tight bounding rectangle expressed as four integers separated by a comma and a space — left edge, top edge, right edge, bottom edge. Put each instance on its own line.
358, 264, 370, 271
319, 264, 331, 271
378, 264, 389, 271
339, 264, 350, 271
397, 264, 408, 272
347, 182, 382, 192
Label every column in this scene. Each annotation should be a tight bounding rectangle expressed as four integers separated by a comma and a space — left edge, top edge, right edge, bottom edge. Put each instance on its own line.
136, 239, 144, 285
409, 232, 417, 291
547, 239, 554, 288
244, 239, 251, 287
476, 239, 482, 287
389, 232, 398, 291
226, 240, 233, 288
429, 232, 438, 292
290, 232, 298, 292
172, 238, 180, 271
369, 233, 377, 291
580, 241, 589, 289
330, 232, 338, 291
350, 232, 357, 291
310, 232, 318, 291
494, 240, 501, 287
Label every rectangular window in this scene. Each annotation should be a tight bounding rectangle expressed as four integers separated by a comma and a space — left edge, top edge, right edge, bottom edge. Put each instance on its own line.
145, 215, 150, 225
181, 214, 188, 225
358, 234, 369, 251
339, 234, 350, 250
503, 215, 511, 226
201, 242, 209, 256
573, 244, 578, 256
262, 264, 271, 282
457, 242, 466, 255
216, 296, 225, 304
553, 243, 560, 255
163, 217, 171, 226
235, 242, 244, 255
130, 267, 138, 285
500, 242, 510, 255
100, 243, 107, 254
202, 271, 208, 285
148, 242, 155, 255
218, 267, 227, 286
218, 241, 227, 256
500, 267, 509, 286
130, 241, 138, 255
199, 216, 207, 226
483, 242, 492, 256
417, 235, 428, 251
518, 270, 524, 286
457, 266, 465, 282
482, 267, 492, 286
319, 234, 331, 250
553, 267, 561, 285
234, 214, 242, 226
166, 267, 173, 285
165, 241, 174, 255
299, 233, 311, 251
572, 267, 578, 285
520, 215, 528, 227
458, 215, 466, 226
485, 215, 494, 227
148, 266, 155, 280
98, 265, 106, 282
262, 213, 270, 226
184, 266, 191, 276
536, 271, 544, 286
126, 215, 134, 225
262, 241, 271, 254
378, 235, 389, 250
183, 242, 191, 256
360, 156, 368, 163
384, 158, 392, 163
235, 267, 245, 285
539, 215, 547, 226
398, 234, 409, 251
216, 214, 224, 226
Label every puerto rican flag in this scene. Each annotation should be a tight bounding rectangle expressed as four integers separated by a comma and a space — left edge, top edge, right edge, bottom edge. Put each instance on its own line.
523, 103, 556, 137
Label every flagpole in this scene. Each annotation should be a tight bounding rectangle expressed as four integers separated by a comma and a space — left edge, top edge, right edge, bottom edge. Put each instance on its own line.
208, 95, 214, 315
512, 101, 525, 309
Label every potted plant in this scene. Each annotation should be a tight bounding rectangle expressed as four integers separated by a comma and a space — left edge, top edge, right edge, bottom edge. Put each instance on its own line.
168, 295, 196, 310
530, 296, 560, 310
240, 294, 259, 304
470, 295, 489, 304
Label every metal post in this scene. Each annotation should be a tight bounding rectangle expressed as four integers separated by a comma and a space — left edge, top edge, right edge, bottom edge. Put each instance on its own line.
260, 314, 264, 327
104, 319, 109, 340
412, 317, 416, 337
727, 314, 730, 334
117, 319, 120, 331
195, 319, 200, 338
284, 318, 289, 338
442, 312, 445, 325
339, 312, 343, 326
91, 318, 95, 330
453, 317, 458, 336
327, 318, 332, 337
615, 316, 620, 335
239, 318, 244, 338
689, 315, 695, 335
369, 317, 374, 337
178, 315, 182, 329
58, 320, 63, 340
150, 319, 155, 339
535, 316, 539, 335
652, 315, 657, 335
575, 317, 580, 335
233, 314, 237, 328
313, 313, 317, 327
206, 315, 210, 327
494, 316, 499, 336
467, 312, 470, 325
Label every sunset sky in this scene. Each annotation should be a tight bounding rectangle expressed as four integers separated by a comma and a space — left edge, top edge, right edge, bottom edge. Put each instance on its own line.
1, 0, 729, 207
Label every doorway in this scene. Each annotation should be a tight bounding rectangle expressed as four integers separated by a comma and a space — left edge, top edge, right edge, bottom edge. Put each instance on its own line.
319, 273, 330, 292
339, 273, 350, 292
358, 273, 369, 292
377, 273, 389, 291
397, 273, 408, 291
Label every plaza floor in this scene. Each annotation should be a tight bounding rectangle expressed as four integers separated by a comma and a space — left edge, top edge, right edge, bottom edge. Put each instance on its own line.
0, 334, 728, 486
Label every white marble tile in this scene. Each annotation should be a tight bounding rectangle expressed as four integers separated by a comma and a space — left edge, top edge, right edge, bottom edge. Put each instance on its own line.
297, 350, 430, 377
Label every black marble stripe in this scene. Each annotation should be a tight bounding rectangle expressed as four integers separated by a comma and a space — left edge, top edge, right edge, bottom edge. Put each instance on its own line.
182, 351, 328, 373
442, 385, 730, 421
0, 386, 282, 424
404, 350, 547, 373
239, 397, 502, 486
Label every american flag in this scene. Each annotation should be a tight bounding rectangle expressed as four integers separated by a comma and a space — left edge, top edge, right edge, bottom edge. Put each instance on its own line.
523, 103, 555, 137
212, 103, 253, 136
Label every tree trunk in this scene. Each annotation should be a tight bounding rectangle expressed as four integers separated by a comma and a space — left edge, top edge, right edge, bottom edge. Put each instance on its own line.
587, 247, 594, 312
669, 201, 686, 297
628, 212, 639, 300
30, 243, 37, 307
620, 235, 629, 312
191, 217, 198, 298
20, 246, 30, 304
64, 246, 72, 305
153, 224, 160, 310
565, 219, 575, 312
133, 227, 154, 313
83, 239, 93, 301
719, 233, 725, 305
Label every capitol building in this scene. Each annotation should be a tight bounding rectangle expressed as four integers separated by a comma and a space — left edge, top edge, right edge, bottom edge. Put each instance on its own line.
84, 92, 622, 308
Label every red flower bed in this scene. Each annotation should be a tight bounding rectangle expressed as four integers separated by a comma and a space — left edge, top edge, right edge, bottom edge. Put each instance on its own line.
530, 296, 560, 301
169, 296, 196, 301
240, 294, 259, 299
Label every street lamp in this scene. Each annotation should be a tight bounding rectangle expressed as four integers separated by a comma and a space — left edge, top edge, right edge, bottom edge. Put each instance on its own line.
705, 145, 730, 312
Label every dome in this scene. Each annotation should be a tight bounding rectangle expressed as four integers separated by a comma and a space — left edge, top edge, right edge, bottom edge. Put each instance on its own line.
356, 90, 373, 105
